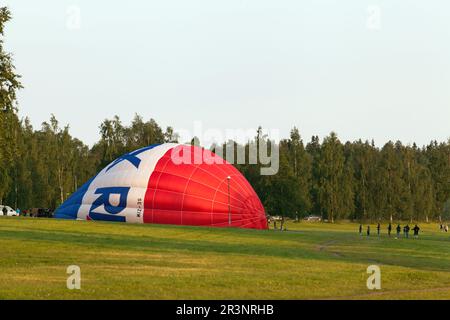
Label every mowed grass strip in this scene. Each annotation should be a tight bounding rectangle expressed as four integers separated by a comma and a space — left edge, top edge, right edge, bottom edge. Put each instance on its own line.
0, 217, 449, 299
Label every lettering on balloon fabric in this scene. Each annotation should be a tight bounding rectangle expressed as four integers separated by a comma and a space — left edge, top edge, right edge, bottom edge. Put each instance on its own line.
89, 187, 130, 222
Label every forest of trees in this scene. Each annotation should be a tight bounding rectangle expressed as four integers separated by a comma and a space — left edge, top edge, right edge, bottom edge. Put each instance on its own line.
1, 7, 449, 222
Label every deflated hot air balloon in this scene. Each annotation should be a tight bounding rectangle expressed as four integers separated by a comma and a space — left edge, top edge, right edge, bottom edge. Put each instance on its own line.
55, 143, 267, 229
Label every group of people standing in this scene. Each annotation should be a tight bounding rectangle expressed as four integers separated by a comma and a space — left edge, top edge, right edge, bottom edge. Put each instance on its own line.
359, 223, 420, 239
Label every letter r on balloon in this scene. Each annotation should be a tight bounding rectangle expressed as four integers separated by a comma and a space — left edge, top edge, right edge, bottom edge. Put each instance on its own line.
88, 187, 130, 222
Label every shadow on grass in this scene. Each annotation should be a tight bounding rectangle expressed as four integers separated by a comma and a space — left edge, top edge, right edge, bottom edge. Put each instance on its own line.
0, 225, 448, 273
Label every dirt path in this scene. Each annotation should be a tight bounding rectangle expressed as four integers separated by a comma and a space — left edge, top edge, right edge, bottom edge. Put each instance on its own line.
316, 239, 337, 251
316, 239, 343, 258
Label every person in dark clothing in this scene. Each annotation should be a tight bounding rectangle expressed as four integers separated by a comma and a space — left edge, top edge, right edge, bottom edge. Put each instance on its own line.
404, 224, 410, 238
359, 224, 363, 236
377, 223, 381, 237
2, 206, 7, 216
440, 224, 443, 231
396, 224, 401, 239
367, 225, 370, 237
413, 225, 420, 239
387, 223, 392, 237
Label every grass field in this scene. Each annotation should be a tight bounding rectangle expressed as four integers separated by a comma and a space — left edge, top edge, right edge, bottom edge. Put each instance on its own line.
0, 217, 449, 300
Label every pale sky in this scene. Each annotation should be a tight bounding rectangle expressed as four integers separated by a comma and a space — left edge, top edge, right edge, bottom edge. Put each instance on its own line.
3, 0, 450, 147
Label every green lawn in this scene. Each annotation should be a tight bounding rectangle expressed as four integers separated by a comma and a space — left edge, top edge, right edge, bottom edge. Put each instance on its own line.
0, 217, 449, 299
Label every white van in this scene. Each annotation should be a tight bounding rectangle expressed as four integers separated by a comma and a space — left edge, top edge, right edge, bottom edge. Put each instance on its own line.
0, 205, 17, 216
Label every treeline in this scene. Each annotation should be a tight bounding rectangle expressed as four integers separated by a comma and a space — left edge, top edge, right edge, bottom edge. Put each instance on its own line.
234, 128, 450, 222
0, 113, 179, 210
1, 113, 449, 222
1, 7, 449, 221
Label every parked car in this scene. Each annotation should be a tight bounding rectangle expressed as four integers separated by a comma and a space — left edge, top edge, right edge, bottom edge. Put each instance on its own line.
303, 215, 322, 222
29, 208, 53, 218
0, 205, 18, 216
268, 215, 283, 222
